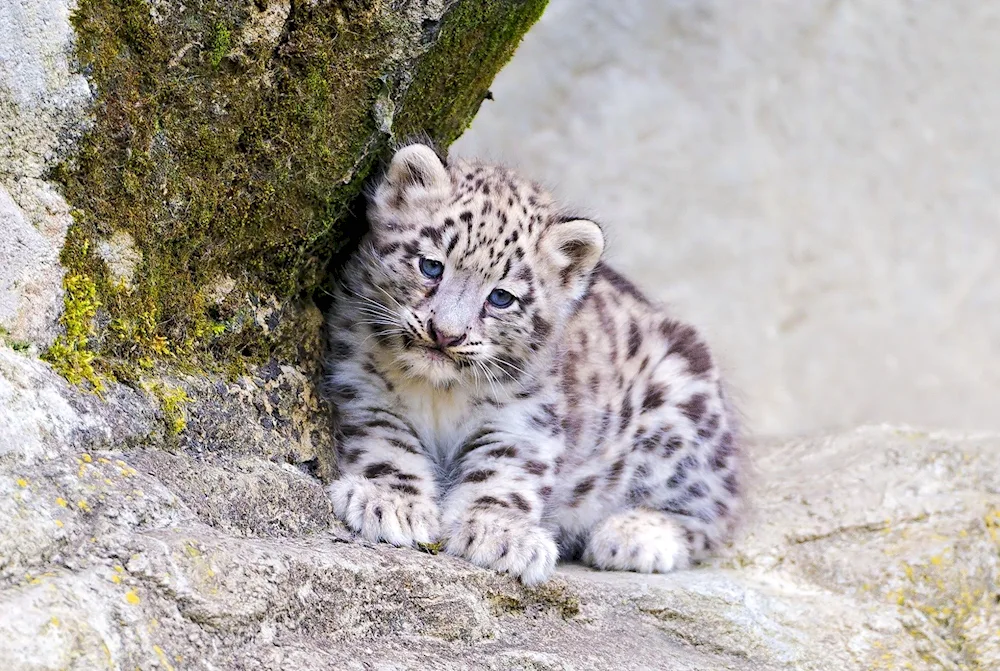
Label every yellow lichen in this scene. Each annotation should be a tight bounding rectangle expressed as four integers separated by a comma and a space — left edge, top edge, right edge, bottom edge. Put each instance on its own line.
153, 645, 175, 671
883, 516, 1000, 670
124, 589, 140, 605
42, 273, 105, 392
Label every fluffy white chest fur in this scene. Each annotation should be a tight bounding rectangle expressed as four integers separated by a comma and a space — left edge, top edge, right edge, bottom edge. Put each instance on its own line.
390, 376, 483, 467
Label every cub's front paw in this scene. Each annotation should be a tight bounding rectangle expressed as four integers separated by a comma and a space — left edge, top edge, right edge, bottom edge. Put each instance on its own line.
583, 509, 690, 573
329, 474, 439, 546
444, 509, 557, 585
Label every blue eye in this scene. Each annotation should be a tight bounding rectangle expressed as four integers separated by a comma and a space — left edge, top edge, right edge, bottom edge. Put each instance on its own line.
487, 288, 516, 308
419, 258, 444, 279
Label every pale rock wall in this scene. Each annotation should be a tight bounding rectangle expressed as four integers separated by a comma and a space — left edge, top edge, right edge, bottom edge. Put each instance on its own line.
455, 0, 1000, 435
0, 0, 92, 346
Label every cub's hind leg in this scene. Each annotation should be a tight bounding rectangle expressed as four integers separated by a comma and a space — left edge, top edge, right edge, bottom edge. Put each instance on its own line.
569, 321, 743, 574
582, 508, 690, 573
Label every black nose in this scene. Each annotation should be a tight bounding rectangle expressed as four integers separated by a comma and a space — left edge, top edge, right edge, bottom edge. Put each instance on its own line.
426, 319, 466, 348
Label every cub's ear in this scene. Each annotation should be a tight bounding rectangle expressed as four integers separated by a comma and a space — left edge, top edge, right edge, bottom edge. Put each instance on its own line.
379, 144, 451, 207
540, 217, 605, 294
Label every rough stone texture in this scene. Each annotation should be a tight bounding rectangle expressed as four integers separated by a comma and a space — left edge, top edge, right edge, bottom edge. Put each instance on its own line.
0, 0, 91, 345
455, 0, 1000, 435
0, 0, 91, 179
2, 348, 997, 670
0, 181, 73, 347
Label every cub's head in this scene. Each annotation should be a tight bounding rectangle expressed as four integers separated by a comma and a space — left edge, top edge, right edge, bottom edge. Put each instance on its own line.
351, 143, 604, 389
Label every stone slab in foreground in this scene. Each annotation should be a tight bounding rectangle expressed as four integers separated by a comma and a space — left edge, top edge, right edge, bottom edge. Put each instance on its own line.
1, 348, 998, 670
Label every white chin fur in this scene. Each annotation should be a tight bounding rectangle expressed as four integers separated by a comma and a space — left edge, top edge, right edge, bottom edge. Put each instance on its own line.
400, 349, 463, 386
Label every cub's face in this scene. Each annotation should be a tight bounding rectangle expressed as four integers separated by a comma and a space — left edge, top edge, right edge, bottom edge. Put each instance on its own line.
350, 144, 604, 389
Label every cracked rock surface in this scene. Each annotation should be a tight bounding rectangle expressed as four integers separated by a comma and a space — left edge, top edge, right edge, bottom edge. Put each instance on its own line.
2, 349, 997, 670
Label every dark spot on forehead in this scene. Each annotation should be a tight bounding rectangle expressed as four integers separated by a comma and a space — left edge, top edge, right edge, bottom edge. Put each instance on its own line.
524, 460, 547, 475
374, 240, 400, 257
501, 257, 512, 280
420, 226, 442, 244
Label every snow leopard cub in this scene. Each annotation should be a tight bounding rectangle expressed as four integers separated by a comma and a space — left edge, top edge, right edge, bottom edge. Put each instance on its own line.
326, 144, 743, 585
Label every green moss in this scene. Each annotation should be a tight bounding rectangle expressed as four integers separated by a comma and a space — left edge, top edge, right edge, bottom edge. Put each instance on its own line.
42, 272, 105, 392
142, 380, 191, 435
51, 0, 546, 382
395, 0, 549, 144
488, 582, 581, 621
416, 540, 445, 555
208, 23, 231, 68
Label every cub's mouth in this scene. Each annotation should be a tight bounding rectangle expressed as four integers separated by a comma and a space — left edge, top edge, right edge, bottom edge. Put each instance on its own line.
402, 335, 457, 363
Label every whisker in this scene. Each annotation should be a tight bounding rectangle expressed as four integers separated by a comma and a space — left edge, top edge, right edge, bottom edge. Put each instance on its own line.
341, 288, 400, 319
374, 285, 408, 313
484, 354, 531, 379
478, 360, 501, 403
361, 328, 407, 344
345, 302, 398, 323
354, 312, 398, 326
353, 319, 398, 332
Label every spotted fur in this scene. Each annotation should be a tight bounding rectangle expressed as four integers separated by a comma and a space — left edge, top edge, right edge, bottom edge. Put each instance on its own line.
326, 144, 744, 585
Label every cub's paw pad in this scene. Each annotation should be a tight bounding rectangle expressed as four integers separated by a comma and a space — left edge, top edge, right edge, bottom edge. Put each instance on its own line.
583, 510, 689, 574
329, 475, 439, 547
445, 509, 557, 585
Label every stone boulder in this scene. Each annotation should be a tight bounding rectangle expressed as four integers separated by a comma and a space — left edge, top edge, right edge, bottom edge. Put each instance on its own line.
2, 348, 997, 670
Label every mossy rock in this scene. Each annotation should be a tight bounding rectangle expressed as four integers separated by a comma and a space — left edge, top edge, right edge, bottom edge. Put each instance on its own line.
49, 0, 547, 383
